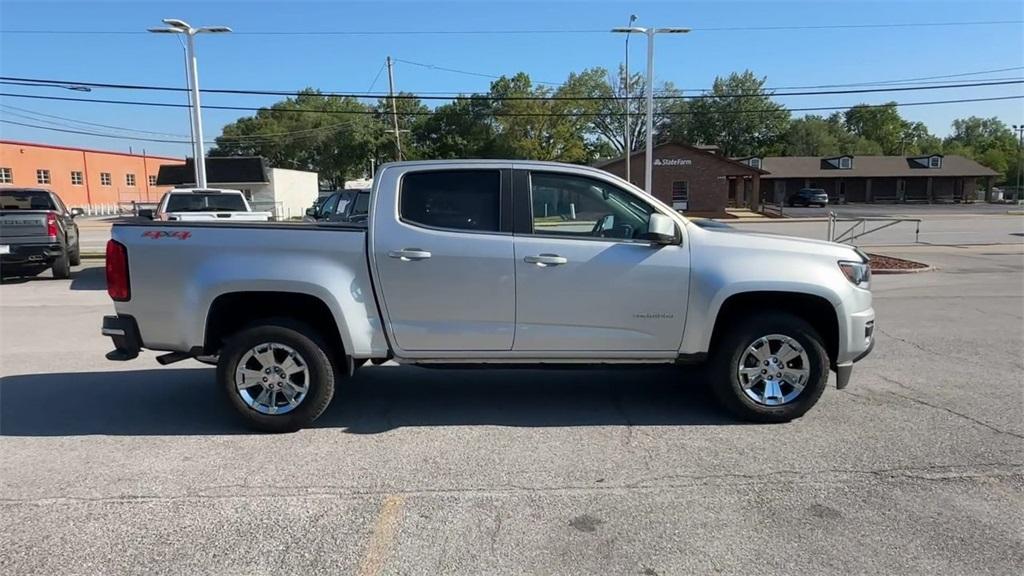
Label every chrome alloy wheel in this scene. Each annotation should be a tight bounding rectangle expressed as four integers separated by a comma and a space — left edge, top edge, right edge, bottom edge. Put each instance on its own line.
234, 342, 310, 415
737, 334, 811, 406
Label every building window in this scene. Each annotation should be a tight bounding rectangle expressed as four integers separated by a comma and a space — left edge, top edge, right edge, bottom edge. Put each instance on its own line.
36, 169, 51, 185
929, 156, 942, 168
100, 172, 112, 186
672, 180, 689, 203
0, 167, 11, 184
148, 175, 157, 186
71, 171, 84, 186
748, 158, 761, 169
839, 157, 852, 169
126, 173, 136, 186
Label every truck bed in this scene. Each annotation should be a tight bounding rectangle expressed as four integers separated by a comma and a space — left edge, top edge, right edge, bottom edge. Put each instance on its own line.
110, 220, 386, 358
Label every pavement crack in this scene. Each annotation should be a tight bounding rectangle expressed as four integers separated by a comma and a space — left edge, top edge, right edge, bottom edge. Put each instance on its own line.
3, 463, 1020, 507
855, 379, 1024, 440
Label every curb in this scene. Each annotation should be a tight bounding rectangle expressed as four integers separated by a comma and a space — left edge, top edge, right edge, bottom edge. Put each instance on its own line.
81, 253, 106, 260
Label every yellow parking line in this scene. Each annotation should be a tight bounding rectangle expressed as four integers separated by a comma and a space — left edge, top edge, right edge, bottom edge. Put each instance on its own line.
357, 494, 405, 576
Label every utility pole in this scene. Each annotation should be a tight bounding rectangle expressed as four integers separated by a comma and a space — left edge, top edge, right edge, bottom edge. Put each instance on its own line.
387, 56, 402, 161
623, 14, 637, 185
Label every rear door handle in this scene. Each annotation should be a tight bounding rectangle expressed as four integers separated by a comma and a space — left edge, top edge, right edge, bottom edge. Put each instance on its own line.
524, 253, 568, 267
388, 248, 432, 261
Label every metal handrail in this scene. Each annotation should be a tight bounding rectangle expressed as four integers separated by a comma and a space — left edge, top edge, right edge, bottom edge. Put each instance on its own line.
827, 211, 921, 244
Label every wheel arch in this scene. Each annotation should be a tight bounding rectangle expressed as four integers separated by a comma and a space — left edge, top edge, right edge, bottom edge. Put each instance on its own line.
203, 290, 349, 361
707, 290, 840, 366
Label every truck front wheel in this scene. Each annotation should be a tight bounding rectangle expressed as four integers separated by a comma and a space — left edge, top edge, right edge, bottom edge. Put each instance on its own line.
710, 313, 829, 423
217, 320, 336, 432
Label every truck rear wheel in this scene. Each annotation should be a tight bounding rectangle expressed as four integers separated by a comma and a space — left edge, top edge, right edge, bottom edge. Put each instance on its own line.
710, 312, 829, 423
216, 320, 336, 432
51, 248, 71, 279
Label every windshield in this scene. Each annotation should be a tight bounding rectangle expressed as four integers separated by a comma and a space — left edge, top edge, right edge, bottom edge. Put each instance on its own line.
0, 190, 56, 211
164, 193, 247, 212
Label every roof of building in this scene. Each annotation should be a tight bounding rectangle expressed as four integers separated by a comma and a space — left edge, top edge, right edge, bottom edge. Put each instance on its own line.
156, 156, 269, 186
758, 155, 998, 178
593, 142, 768, 175
0, 139, 183, 162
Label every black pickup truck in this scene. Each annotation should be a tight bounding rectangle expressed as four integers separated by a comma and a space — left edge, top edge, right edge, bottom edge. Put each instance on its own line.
0, 188, 82, 278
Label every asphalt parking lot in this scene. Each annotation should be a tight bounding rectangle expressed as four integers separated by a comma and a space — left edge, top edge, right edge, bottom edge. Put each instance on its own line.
1, 242, 1022, 575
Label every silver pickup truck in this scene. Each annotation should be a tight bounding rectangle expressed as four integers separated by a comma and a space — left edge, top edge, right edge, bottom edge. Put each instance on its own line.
102, 160, 874, 432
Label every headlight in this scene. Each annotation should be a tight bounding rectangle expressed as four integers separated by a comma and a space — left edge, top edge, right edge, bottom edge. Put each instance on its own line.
839, 260, 871, 289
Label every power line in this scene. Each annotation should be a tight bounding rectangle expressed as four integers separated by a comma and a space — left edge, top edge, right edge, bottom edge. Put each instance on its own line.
0, 20, 1020, 35
2, 75, 1021, 101
2, 91, 1021, 118
0, 104, 189, 137
365, 62, 387, 94
393, 58, 562, 86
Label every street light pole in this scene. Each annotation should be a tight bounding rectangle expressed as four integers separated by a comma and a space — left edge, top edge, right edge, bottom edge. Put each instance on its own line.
149, 19, 231, 189
623, 14, 636, 184
1013, 125, 1024, 204
612, 25, 689, 195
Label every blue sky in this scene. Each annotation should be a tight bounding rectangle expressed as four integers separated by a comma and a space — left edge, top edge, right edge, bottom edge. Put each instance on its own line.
1, 0, 1022, 158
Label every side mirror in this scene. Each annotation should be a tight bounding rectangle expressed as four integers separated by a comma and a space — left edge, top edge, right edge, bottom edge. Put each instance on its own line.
70, 207, 85, 218
643, 213, 679, 246
305, 207, 317, 217
137, 209, 154, 220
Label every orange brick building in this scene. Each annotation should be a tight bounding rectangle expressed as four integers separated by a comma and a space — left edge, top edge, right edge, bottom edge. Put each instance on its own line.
0, 140, 184, 207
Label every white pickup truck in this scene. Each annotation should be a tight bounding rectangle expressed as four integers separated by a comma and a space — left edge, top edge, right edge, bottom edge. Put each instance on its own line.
102, 160, 875, 432
142, 188, 272, 222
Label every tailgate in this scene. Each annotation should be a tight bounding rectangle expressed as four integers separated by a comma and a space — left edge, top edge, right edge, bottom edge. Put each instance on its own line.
167, 212, 270, 221
0, 211, 51, 243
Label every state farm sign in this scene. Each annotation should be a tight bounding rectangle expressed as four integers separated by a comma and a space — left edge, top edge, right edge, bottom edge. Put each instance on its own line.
653, 158, 692, 166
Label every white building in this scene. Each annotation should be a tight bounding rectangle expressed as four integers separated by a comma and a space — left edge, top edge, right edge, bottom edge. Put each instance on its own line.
156, 157, 319, 220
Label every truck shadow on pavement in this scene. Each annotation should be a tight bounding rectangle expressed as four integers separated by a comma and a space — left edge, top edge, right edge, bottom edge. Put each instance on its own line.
0, 365, 734, 437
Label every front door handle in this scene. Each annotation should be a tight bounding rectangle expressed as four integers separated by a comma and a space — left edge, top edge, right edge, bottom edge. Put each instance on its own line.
524, 253, 568, 267
388, 248, 432, 261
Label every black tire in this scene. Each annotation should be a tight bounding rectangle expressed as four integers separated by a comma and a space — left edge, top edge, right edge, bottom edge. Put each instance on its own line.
69, 241, 81, 266
710, 312, 829, 423
51, 248, 71, 279
216, 320, 337, 432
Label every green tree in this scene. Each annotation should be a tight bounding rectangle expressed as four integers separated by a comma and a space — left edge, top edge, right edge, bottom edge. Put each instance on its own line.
842, 103, 940, 155
210, 89, 380, 187
662, 70, 790, 157
374, 93, 430, 161
411, 97, 497, 159
942, 116, 1019, 184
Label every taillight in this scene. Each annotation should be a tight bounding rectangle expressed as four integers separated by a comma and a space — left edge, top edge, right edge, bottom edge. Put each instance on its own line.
46, 213, 58, 237
106, 240, 130, 301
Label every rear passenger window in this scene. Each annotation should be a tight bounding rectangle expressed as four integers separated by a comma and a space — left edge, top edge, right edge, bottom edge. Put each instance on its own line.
400, 170, 500, 232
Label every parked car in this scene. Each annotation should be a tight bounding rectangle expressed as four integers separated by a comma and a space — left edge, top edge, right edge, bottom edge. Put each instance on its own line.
0, 188, 82, 279
788, 188, 830, 207
102, 160, 874, 432
141, 189, 272, 222
305, 189, 370, 223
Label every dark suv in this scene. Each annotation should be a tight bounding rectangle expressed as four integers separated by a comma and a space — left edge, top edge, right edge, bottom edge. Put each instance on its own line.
305, 189, 370, 223
788, 188, 829, 208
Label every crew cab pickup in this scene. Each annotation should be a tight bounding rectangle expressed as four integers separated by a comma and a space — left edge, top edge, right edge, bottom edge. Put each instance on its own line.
102, 160, 875, 432
0, 187, 82, 278
143, 188, 272, 222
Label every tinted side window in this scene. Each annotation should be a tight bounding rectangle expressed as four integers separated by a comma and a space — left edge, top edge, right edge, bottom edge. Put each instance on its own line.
400, 170, 500, 232
352, 192, 370, 216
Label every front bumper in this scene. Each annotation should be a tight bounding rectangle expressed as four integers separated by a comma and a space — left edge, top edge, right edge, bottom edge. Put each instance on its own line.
0, 243, 62, 266
835, 315, 875, 389
102, 315, 142, 360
